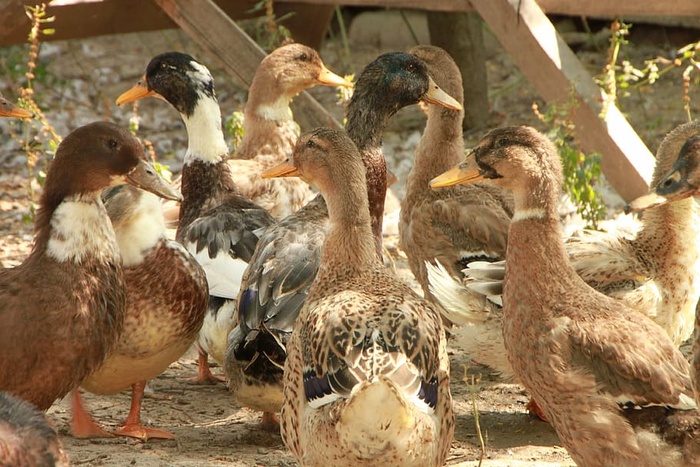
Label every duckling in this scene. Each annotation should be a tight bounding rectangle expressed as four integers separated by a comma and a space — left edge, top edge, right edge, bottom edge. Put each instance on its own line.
117, 52, 276, 384
434, 125, 698, 466
267, 127, 453, 467
224, 51, 461, 429
70, 184, 208, 440
0, 121, 179, 410
428, 120, 700, 383
0, 392, 68, 467
399, 45, 512, 316
161, 43, 351, 225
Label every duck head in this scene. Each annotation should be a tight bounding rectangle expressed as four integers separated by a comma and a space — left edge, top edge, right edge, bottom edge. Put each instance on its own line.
626, 134, 700, 213
409, 45, 464, 117
116, 52, 215, 118
42, 122, 180, 208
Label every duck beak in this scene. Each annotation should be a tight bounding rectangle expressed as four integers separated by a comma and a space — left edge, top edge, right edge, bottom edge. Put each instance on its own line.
430, 154, 483, 188
261, 160, 299, 178
624, 167, 700, 213
624, 191, 668, 214
422, 77, 462, 111
0, 98, 32, 118
126, 160, 182, 202
116, 78, 156, 105
317, 65, 353, 88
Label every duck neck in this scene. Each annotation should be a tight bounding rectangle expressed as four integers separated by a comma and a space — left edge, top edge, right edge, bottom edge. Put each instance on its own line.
406, 106, 464, 199
181, 95, 228, 165
346, 92, 397, 259
178, 159, 236, 231
317, 179, 380, 283
112, 193, 165, 267
246, 74, 292, 123
505, 176, 582, 310
33, 192, 121, 265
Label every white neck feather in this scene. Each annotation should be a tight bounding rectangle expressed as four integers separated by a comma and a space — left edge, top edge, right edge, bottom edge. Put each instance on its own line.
47, 195, 120, 263
512, 208, 547, 222
113, 192, 165, 267
183, 95, 229, 164
255, 95, 292, 122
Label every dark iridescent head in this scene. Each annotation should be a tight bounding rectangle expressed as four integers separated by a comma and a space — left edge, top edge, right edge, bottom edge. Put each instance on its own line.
116, 52, 216, 117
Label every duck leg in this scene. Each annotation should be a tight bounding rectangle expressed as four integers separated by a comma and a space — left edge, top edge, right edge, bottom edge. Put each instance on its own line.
526, 397, 549, 422
114, 381, 175, 440
261, 411, 280, 432
70, 390, 113, 438
187, 345, 226, 385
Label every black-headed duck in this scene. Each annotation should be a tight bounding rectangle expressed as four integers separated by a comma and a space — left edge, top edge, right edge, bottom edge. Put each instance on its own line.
117, 52, 276, 384
224, 51, 461, 430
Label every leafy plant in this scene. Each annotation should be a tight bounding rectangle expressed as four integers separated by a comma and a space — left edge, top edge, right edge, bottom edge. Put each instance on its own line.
533, 95, 606, 229
246, 0, 293, 52
224, 110, 245, 150
10, 3, 61, 223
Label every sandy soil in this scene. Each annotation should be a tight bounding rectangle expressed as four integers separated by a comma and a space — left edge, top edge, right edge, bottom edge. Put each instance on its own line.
1, 12, 699, 467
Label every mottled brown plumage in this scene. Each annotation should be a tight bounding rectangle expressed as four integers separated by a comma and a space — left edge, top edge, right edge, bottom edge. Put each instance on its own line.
0, 122, 175, 411
277, 128, 453, 467
71, 185, 208, 440
0, 392, 68, 467
450, 125, 697, 466
224, 51, 461, 428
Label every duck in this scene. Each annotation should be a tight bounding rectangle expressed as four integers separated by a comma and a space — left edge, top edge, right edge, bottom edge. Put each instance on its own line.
0, 121, 179, 411
224, 51, 461, 430
399, 45, 512, 318
626, 129, 700, 406
117, 52, 277, 384
0, 95, 32, 118
0, 391, 69, 467
268, 127, 453, 467
427, 120, 700, 383
432, 125, 699, 466
69, 184, 208, 440
161, 43, 352, 225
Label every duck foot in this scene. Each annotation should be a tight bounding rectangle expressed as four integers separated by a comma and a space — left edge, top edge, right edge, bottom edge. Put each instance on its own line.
526, 397, 549, 422
185, 347, 226, 385
260, 411, 280, 433
70, 390, 114, 438
115, 424, 175, 441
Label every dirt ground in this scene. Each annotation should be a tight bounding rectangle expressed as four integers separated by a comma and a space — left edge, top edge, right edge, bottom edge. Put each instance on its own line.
1, 10, 699, 467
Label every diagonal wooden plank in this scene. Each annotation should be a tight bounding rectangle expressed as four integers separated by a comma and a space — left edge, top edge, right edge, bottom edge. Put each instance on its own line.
153, 0, 341, 131
469, 0, 655, 202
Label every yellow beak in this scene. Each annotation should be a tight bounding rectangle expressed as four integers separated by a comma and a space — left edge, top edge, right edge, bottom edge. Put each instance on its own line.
261, 160, 299, 178
423, 76, 462, 111
317, 65, 353, 88
430, 154, 483, 188
116, 79, 156, 105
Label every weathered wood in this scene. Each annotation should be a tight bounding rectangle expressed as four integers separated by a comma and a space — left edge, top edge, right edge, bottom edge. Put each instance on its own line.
153, 0, 342, 131
427, 11, 489, 131
0, 0, 334, 49
273, 0, 700, 16
470, 0, 655, 201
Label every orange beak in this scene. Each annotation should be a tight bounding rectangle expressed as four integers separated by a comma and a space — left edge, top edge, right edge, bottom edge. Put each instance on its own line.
261, 160, 299, 178
116, 78, 156, 105
0, 98, 32, 118
317, 64, 353, 88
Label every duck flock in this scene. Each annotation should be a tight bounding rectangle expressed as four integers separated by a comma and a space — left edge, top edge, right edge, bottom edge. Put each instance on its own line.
2, 41, 700, 467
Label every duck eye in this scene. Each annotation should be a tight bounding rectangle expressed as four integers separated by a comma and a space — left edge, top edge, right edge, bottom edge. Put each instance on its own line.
406, 63, 416, 73
496, 138, 509, 148
306, 139, 317, 149
108, 139, 118, 149
298, 53, 309, 62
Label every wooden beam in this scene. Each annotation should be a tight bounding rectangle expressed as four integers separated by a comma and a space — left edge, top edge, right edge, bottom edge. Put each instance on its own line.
153, 0, 341, 131
469, 0, 655, 201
